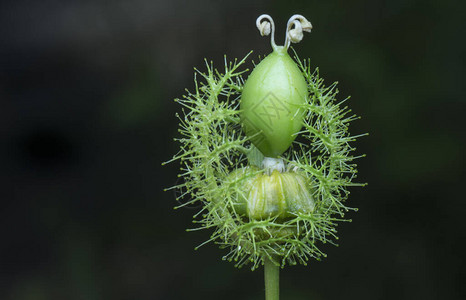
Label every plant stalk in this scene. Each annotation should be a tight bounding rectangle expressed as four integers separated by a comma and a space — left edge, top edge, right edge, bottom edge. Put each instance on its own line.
264, 257, 280, 300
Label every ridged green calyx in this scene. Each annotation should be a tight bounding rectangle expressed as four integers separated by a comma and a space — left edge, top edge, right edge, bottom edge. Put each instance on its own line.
229, 166, 314, 220
165, 14, 366, 273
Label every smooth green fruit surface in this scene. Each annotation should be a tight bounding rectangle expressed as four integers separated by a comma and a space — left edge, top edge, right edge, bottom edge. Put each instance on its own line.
241, 47, 308, 157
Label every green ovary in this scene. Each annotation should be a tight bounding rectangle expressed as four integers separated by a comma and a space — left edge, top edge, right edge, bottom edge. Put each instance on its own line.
240, 47, 308, 157
229, 167, 314, 220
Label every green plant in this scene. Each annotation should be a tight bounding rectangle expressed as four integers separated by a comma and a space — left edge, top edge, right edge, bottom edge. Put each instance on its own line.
164, 14, 365, 300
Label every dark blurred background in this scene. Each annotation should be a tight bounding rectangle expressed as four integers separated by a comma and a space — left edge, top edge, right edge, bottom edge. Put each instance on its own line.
1, 0, 465, 299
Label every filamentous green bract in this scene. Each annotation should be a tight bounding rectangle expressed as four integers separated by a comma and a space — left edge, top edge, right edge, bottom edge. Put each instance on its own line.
165, 48, 365, 270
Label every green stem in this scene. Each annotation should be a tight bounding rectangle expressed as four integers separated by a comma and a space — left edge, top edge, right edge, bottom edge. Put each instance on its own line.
264, 257, 280, 300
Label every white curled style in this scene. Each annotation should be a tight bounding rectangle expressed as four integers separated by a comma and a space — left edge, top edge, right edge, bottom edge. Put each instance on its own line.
288, 20, 304, 44
284, 14, 313, 49
256, 14, 277, 50
256, 14, 313, 50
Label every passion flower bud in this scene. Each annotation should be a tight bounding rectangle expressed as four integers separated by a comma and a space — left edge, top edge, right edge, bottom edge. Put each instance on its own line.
229, 167, 314, 220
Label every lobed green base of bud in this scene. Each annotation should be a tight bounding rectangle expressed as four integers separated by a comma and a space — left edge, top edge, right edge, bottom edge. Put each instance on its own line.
229, 166, 314, 220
